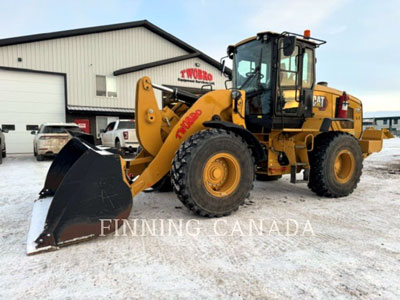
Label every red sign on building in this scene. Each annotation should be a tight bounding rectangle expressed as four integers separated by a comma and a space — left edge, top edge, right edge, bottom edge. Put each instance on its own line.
74, 119, 90, 133
178, 68, 215, 85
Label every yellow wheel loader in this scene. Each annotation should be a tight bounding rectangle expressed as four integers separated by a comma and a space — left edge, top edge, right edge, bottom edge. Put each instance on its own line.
27, 30, 392, 254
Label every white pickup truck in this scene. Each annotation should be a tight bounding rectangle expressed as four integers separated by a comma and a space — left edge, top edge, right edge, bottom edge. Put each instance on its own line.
100, 119, 139, 151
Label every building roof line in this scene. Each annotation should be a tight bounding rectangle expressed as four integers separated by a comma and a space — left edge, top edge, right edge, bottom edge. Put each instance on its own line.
0, 20, 230, 74
67, 105, 134, 113
0, 20, 146, 47
114, 53, 205, 76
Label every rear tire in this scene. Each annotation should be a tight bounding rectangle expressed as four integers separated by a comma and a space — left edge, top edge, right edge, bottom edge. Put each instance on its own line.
36, 155, 44, 161
172, 129, 254, 217
256, 174, 282, 181
115, 139, 121, 151
308, 133, 363, 197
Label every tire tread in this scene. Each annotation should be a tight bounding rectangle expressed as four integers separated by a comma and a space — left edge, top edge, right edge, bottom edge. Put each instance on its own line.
308, 132, 363, 197
171, 128, 255, 217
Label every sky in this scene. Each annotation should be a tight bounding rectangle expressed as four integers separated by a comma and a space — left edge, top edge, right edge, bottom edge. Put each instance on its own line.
0, 0, 399, 112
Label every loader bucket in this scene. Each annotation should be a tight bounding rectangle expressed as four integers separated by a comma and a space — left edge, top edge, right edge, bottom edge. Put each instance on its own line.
27, 138, 132, 255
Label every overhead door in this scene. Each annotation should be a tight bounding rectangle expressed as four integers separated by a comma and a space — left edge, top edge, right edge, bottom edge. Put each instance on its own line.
0, 69, 65, 153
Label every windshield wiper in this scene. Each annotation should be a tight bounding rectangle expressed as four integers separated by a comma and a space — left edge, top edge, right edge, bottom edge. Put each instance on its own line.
239, 67, 260, 90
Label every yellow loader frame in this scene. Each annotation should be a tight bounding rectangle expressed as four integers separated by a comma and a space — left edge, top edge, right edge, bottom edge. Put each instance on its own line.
125, 76, 390, 197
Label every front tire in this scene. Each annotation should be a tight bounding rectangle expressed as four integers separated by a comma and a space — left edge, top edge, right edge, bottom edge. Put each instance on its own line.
36, 154, 44, 161
172, 129, 254, 217
308, 133, 363, 197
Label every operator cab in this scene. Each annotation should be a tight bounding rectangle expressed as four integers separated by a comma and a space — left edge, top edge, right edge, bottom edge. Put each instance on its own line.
228, 30, 326, 131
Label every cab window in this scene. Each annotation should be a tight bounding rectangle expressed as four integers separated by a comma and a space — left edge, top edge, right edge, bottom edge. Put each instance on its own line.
234, 40, 272, 90
279, 43, 300, 113
302, 48, 314, 89
105, 122, 115, 132
280, 45, 299, 87
117, 121, 135, 129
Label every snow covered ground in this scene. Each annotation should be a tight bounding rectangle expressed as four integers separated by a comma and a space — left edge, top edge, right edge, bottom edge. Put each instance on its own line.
0, 138, 399, 299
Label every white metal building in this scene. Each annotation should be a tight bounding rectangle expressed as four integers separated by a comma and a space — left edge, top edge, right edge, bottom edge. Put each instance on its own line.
0, 20, 230, 153
363, 116, 400, 135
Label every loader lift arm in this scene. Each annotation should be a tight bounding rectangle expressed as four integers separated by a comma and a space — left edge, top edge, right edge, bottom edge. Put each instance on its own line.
129, 77, 239, 196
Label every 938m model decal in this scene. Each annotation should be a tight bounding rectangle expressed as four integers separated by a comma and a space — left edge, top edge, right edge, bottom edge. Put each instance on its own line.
176, 109, 202, 139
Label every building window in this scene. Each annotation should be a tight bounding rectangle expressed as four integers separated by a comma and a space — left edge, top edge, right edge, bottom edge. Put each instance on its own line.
96, 75, 117, 97
394, 119, 398, 125
1, 124, 15, 131
383, 119, 387, 125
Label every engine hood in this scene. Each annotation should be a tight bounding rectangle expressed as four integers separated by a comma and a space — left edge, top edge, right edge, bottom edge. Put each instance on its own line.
315, 84, 362, 106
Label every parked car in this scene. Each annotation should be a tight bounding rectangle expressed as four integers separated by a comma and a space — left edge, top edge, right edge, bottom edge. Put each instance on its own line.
100, 119, 139, 151
32, 123, 82, 161
0, 127, 7, 164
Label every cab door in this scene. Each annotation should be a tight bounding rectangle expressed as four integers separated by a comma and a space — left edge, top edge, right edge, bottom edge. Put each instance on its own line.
276, 42, 301, 117
300, 47, 315, 118
275, 40, 315, 121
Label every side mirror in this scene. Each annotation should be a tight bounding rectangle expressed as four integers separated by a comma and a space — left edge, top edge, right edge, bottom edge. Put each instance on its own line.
31, 130, 36, 135
2, 129, 9, 133
221, 59, 226, 75
283, 36, 297, 56
220, 55, 229, 76
100, 129, 105, 133
226, 45, 234, 59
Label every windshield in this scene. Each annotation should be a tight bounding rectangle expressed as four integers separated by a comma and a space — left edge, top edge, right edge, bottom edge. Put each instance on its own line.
233, 40, 272, 91
233, 39, 273, 115
40, 126, 81, 134
66, 126, 83, 133
117, 121, 135, 129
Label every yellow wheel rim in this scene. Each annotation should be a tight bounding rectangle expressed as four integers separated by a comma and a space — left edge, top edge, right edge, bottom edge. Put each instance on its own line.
203, 153, 241, 197
334, 150, 355, 184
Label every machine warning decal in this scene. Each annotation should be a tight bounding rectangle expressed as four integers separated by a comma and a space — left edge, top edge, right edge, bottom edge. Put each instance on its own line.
313, 95, 328, 111
176, 109, 202, 139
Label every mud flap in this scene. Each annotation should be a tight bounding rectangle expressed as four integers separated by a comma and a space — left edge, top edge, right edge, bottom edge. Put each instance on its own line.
27, 138, 132, 255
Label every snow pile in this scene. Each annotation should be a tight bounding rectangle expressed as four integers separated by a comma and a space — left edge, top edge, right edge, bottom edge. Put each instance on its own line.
0, 139, 399, 299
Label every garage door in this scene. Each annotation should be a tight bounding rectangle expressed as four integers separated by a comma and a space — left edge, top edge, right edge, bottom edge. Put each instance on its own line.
0, 69, 65, 153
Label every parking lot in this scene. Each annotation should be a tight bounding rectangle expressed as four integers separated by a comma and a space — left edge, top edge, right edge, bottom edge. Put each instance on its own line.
0, 139, 399, 299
